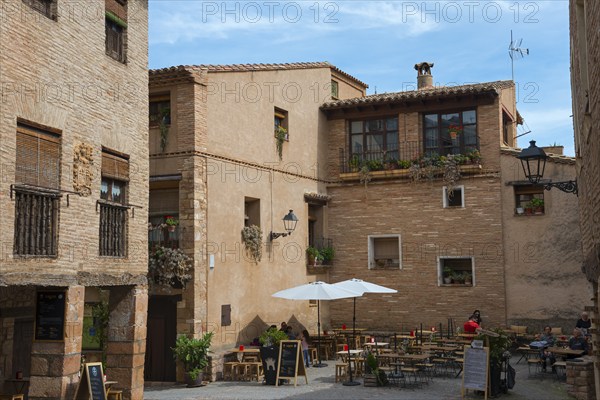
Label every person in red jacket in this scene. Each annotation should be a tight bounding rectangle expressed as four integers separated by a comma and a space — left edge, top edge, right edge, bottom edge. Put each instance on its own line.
463, 315, 481, 334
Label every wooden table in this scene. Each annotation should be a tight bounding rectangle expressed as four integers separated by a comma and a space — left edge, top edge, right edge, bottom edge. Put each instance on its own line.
364, 342, 389, 347
547, 347, 587, 357
5, 378, 30, 394
230, 348, 261, 361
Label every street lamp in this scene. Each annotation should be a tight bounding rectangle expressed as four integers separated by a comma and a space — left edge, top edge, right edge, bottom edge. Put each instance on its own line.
269, 210, 299, 241
517, 140, 578, 195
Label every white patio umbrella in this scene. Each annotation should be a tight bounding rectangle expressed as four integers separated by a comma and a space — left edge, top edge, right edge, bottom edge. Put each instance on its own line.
272, 281, 361, 367
332, 278, 397, 385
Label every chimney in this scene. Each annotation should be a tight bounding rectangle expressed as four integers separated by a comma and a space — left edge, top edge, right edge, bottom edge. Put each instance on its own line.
414, 62, 434, 89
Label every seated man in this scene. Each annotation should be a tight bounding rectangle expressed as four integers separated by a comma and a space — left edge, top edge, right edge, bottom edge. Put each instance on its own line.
536, 326, 556, 371
576, 312, 592, 337
568, 328, 589, 358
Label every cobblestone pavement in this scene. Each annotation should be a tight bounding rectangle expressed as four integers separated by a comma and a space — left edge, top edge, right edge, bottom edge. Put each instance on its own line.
144, 352, 573, 400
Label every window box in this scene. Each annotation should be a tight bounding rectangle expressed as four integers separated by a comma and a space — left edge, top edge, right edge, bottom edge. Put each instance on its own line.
340, 164, 481, 182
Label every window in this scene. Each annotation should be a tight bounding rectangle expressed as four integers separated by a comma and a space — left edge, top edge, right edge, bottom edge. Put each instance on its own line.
424, 110, 477, 156
368, 235, 401, 269
149, 187, 180, 248
14, 122, 61, 257
149, 97, 171, 127
105, 1, 127, 63
514, 185, 544, 215
274, 108, 289, 138
331, 80, 339, 99
350, 117, 399, 163
443, 186, 464, 208
502, 111, 513, 145
438, 257, 474, 286
99, 149, 129, 257
22, 0, 56, 20
244, 197, 260, 227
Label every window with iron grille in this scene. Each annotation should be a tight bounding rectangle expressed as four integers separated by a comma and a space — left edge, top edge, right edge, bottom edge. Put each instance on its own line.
105, 1, 127, 63
99, 149, 129, 257
14, 122, 61, 257
22, 0, 56, 20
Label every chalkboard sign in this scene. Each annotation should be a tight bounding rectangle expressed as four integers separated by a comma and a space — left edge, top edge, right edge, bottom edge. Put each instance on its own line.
276, 340, 307, 386
462, 346, 489, 400
35, 291, 66, 341
73, 362, 107, 400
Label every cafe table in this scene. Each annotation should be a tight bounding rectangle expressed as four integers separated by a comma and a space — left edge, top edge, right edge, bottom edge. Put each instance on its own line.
229, 347, 261, 361
547, 347, 587, 357
4, 377, 30, 394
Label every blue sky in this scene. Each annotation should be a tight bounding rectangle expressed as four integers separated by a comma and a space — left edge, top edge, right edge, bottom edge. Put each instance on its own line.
149, 1, 574, 155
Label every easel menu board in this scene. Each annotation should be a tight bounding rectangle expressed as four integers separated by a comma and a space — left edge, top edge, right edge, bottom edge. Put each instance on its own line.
462, 346, 489, 400
35, 290, 66, 341
276, 340, 307, 386
74, 362, 107, 400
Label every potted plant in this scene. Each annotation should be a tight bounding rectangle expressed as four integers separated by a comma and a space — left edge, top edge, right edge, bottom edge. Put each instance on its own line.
172, 332, 214, 387
475, 328, 513, 396
464, 272, 473, 285
349, 154, 361, 172
306, 246, 321, 266
275, 125, 288, 161
448, 124, 463, 139
320, 246, 335, 265
241, 225, 262, 263
165, 216, 179, 232
530, 198, 544, 214
452, 271, 466, 284
259, 327, 289, 385
443, 267, 453, 284
363, 353, 388, 387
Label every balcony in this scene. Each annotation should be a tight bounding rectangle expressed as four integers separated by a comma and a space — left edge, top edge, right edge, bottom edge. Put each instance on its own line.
338, 141, 482, 181
148, 224, 180, 250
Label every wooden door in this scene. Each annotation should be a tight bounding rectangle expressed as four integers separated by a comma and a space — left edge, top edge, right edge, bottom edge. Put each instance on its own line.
144, 296, 177, 381
12, 318, 34, 378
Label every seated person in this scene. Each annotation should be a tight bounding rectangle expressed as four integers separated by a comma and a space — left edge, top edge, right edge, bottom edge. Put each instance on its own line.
568, 328, 589, 358
463, 315, 481, 334
576, 312, 592, 336
535, 326, 556, 371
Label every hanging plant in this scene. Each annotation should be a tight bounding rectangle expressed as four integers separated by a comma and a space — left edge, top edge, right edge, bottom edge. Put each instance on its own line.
241, 225, 263, 263
443, 154, 462, 198
158, 108, 171, 152
274, 126, 287, 160
148, 246, 193, 288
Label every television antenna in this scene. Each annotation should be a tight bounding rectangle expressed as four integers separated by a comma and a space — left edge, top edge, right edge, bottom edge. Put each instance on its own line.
508, 30, 529, 81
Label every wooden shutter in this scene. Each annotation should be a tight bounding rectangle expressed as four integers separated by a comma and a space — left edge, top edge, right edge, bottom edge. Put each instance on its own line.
102, 150, 129, 181
149, 189, 179, 214
16, 123, 61, 189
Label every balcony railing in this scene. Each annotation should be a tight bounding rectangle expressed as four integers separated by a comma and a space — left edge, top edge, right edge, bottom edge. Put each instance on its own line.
338, 140, 481, 175
148, 224, 180, 250
13, 186, 60, 256
339, 142, 422, 173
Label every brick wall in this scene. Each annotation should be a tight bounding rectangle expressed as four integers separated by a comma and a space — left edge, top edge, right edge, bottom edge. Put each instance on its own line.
567, 359, 596, 400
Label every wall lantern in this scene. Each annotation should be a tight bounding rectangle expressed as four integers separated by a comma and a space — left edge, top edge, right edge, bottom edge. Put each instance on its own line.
269, 210, 298, 241
517, 140, 578, 195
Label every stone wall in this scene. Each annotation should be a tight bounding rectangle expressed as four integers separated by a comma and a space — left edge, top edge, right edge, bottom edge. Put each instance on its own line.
567, 359, 596, 400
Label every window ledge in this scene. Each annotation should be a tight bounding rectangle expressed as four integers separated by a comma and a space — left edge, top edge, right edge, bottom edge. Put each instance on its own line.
440, 283, 473, 287
307, 264, 331, 274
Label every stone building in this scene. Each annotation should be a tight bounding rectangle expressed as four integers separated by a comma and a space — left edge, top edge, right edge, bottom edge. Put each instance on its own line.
0, 1, 149, 399
323, 65, 587, 333
147, 60, 587, 382
570, 0, 600, 398
146, 62, 367, 381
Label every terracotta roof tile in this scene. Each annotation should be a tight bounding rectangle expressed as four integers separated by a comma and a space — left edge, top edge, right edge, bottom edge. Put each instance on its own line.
321, 80, 514, 109
149, 62, 368, 88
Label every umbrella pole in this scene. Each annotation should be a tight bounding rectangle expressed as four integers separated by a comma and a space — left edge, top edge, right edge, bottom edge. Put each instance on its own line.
343, 296, 360, 386
314, 300, 327, 367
